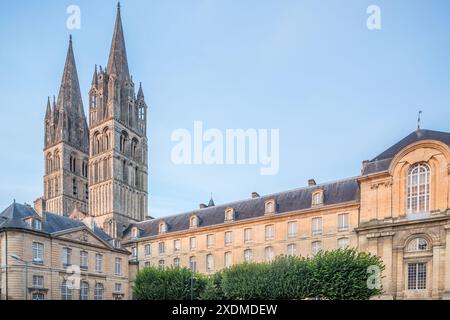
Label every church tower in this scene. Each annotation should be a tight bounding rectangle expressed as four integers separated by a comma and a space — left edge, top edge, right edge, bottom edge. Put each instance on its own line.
43, 36, 90, 216
88, 3, 148, 238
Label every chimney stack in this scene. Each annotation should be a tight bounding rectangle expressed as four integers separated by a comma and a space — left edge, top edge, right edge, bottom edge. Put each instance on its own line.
33, 197, 46, 217
308, 179, 316, 187
251, 192, 260, 199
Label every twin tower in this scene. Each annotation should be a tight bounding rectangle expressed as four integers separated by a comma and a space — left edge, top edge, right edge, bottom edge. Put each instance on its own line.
40, 4, 148, 239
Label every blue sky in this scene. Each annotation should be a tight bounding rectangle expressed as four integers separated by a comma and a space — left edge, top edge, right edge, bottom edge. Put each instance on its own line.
1, 0, 450, 217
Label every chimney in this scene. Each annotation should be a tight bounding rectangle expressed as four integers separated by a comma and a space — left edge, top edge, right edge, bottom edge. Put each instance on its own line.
199, 203, 207, 209
362, 160, 369, 174
308, 179, 316, 187
251, 192, 260, 199
33, 197, 46, 217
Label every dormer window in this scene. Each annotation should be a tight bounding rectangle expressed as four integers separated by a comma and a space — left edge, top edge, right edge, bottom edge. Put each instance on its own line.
265, 200, 276, 214
33, 219, 42, 231
225, 208, 235, 222
312, 190, 324, 206
131, 227, 139, 238
159, 222, 167, 234
190, 215, 199, 228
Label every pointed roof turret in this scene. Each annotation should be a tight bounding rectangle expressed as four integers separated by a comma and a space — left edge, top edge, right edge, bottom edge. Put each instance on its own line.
137, 82, 144, 99
208, 194, 215, 207
45, 97, 52, 120
91, 64, 98, 87
107, 2, 130, 80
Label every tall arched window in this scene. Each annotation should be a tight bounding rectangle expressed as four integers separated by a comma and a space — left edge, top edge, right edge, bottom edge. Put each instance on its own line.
407, 163, 430, 214
94, 283, 104, 300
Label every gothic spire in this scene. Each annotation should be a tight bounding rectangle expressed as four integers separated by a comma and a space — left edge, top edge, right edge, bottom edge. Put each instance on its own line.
45, 97, 52, 120
91, 64, 98, 87
56, 35, 84, 118
107, 2, 130, 80
137, 82, 144, 99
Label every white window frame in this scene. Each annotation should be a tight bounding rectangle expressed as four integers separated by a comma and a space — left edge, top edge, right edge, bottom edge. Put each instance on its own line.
145, 244, 151, 256
207, 234, 215, 248
244, 249, 252, 262
265, 246, 274, 261
224, 252, 232, 268
265, 225, 274, 240
32, 242, 44, 263
287, 243, 296, 256
244, 228, 252, 243
312, 241, 321, 255
189, 237, 197, 250
312, 217, 322, 236
407, 163, 431, 214
80, 281, 89, 300
407, 262, 427, 290
115, 257, 122, 276
95, 254, 103, 273
94, 283, 104, 300
338, 213, 349, 231
287, 221, 297, 237
206, 254, 214, 272
338, 238, 349, 249
225, 231, 233, 245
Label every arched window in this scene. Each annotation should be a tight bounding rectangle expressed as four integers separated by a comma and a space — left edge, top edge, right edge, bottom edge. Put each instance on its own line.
312, 190, 323, 206
190, 215, 198, 228
54, 151, 60, 170
103, 128, 110, 150
80, 281, 89, 300
407, 163, 430, 214
94, 283, 104, 300
159, 222, 167, 234
120, 131, 128, 153
131, 138, 138, 158
407, 237, 429, 252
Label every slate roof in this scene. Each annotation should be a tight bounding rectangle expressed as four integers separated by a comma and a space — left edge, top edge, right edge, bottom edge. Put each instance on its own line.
0, 202, 121, 251
362, 129, 450, 175
126, 177, 360, 239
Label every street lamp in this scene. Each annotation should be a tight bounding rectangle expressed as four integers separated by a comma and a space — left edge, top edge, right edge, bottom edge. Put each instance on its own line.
190, 275, 197, 301
10, 254, 29, 300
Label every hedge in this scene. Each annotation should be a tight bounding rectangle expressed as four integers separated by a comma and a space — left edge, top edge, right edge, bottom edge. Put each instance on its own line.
133, 248, 384, 300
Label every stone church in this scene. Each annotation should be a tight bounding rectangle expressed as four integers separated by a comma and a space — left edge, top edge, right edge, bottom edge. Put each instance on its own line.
2, 2, 450, 300
38, 3, 148, 242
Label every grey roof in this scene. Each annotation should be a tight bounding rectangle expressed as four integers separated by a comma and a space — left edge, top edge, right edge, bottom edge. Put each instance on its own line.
362, 129, 450, 175
0, 202, 121, 251
126, 177, 360, 239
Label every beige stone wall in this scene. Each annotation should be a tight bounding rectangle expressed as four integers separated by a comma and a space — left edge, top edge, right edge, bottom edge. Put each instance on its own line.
126, 203, 359, 275
0, 230, 129, 300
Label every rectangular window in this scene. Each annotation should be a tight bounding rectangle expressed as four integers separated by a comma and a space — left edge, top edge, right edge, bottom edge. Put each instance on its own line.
80, 251, 88, 270
265, 246, 274, 261
131, 246, 137, 258
408, 263, 427, 290
145, 244, 151, 256
287, 243, 296, 256
338, 238, 349, 249
207, 234, 215, 248
244, 228, 252, 243
80, 282, 89, 300
33, 242, 44, 263
287, 221, 298, 237
115, 257, 122, 275
244, 249, 252, 262
159, 242, 165, 255
190, 257, 197, 272
95, 254, 103, 273
62, 247, 71, 267
173, 258, 180, 268
174, 240, 181, 252
312, 241, 321, 255
32, 275, 44, 288
312, 217, 322, 236
159, 260, 165, 270
144, 261, 151, 268
224, 252, 232, 268
32, 293, 45, 300
189, 237, 197, 250
115, 283, 122, 293
338, 213, 349, 231
33, 219, 42, 231
265, 225, 274, 240
206, 254, 214, 272
225, 231, 233, 245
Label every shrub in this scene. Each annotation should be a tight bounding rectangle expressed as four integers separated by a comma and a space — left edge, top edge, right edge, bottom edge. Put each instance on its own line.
133, 249, 384, 300
133, 266, 207, 300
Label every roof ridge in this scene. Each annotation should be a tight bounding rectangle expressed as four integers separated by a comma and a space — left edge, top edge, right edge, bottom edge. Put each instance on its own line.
138, 176, 359, 225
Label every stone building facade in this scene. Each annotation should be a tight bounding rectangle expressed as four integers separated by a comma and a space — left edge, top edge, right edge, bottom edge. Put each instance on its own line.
122, 130, 450, 300
0, 203, 129, 300
2, 2, 450, 300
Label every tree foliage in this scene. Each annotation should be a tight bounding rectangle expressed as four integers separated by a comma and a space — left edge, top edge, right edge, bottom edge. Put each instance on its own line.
133, 249, 384, 300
